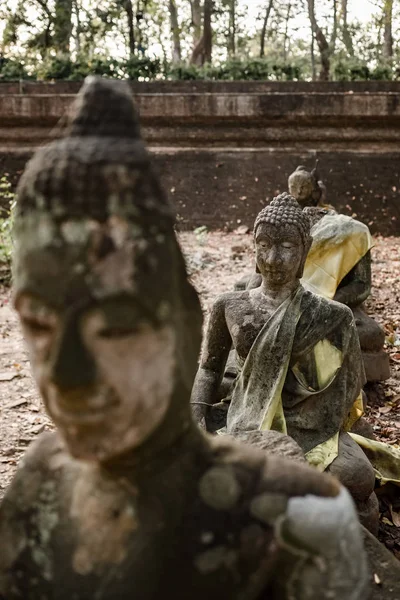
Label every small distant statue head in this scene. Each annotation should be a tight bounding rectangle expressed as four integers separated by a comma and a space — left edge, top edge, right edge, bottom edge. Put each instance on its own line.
253, 192, 312, 283
12, 76, 202, 463
288, 161, 325, 208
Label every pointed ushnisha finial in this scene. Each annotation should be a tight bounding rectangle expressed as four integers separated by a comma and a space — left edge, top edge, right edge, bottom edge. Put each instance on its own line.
67, 76, 141, 140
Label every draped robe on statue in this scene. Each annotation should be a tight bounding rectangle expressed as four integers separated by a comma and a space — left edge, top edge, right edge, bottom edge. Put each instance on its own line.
301, 213, 373, 299
226, 285, 364, 471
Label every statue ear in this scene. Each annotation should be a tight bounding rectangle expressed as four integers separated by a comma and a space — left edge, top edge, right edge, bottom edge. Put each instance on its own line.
296, 237, 313, 278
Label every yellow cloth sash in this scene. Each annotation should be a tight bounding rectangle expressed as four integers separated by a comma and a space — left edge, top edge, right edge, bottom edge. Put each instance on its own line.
302, 214, 373, 299
349, 434, 400, 486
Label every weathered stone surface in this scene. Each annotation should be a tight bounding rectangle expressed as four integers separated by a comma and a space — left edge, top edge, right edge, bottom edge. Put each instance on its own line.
363, 351, 391, 382
233, 430, 306, 462
363, 526, 400, 600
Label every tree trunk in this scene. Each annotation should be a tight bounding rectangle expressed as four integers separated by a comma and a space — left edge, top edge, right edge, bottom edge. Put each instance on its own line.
53, 0, 73, 56
310, 22, 316, 80
169, 0, 181, 63
136, 0, 149, 54
283, 2, 292, 61
122, 0, 135, 58
227, 0, 236, 57
307, 0, 330, 81
190, 0, 212, 65
190, 0, 202, 45
340, 0, 354, 57
203, 0, 212, 63
260, 0, 274, 58
330, 0, 337, 53
383, 0, 393, 59
73, 0, 81, 53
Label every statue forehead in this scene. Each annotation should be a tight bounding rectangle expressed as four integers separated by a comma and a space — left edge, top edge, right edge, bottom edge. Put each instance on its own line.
12, 213, 169, 308
289, 168, 313, 180
254, 221, 304, 242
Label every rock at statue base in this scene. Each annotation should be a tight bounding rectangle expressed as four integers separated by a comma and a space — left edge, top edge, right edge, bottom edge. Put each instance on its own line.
363, 526, 400, 600
363, 350, 391, 383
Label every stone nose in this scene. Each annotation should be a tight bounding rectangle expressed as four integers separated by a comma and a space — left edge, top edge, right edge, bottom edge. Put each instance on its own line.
50, 311, 97, 391
265, 245, 282, 266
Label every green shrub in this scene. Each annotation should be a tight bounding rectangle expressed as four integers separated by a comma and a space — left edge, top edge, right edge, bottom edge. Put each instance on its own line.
0, 174, 15, 272
33, 55, 162, 81
1, 52, 398, 83
168, 58, 302, 81
125, 56, 162, 80
0, 57, 30, 80
334, 59, 396, 81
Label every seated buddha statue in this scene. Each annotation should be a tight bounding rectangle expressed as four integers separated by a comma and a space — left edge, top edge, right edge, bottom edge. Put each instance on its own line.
192, 194, 379, 534
236, 164, 390, 384
0, 77, 369, 600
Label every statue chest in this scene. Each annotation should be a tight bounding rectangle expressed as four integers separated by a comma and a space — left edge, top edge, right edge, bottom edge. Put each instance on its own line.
226, 304, 274, 361
11, 475, 277, 600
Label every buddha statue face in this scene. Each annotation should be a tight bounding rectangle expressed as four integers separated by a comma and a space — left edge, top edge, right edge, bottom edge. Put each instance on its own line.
254, 193, 312, 287
14, 217, 180, 461
288, 165, 322, 208
12, 77, 202, 463
255, 223, 304, 287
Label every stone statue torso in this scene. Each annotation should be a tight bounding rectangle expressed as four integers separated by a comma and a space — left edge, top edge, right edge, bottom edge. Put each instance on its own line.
222, 290, 275, 362
2, 431, 341, 600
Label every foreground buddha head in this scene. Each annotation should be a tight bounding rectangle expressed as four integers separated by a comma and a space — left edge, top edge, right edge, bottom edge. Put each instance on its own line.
288, 164, 324, 208
253, 193, 312, 287
12, 76, 202, 462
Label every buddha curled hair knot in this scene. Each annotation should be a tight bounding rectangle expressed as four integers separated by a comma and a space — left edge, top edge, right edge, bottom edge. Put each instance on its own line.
14, 76, 174, 229
254, 193, 311, 246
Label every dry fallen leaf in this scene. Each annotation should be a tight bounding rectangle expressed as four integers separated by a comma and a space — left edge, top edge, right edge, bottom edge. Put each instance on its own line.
0, 372, 18, 382
374, 573, 382, 585
390, 506, 400, 528
4, 399, 27, 409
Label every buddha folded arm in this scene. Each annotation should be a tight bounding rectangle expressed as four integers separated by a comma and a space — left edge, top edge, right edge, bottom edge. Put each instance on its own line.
333, 251, 371, 308
191, 297, 232, 427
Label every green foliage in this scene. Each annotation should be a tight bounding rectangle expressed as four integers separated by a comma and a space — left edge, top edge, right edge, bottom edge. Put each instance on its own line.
0, 57, 31, 81
32, 55, 162, 81
194, 225, 208, 246
125, 57, 162, 80
168, 58, 302, 81
2, 0, 400, 83
333, 59, 397, 81
0, 175, 15, 269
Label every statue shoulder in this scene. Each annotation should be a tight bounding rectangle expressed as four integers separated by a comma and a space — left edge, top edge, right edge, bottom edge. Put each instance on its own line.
210, 291, 251, 315
0, 432, 74, 589
300, 289, 355, 327
0, 432, 72, 518
15, 431, 69, 477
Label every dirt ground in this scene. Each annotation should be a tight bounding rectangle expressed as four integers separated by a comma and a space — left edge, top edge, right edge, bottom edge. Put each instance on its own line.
0, 231, 399, 551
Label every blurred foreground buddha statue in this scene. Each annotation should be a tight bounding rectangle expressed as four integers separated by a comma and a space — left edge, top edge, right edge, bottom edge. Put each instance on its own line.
192, 194, 379, 533
0, 77, 369, 600
236, 164, 390, 384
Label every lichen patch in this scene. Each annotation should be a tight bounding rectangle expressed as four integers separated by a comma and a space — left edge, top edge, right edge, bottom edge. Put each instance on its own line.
199, 466, 241, 511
